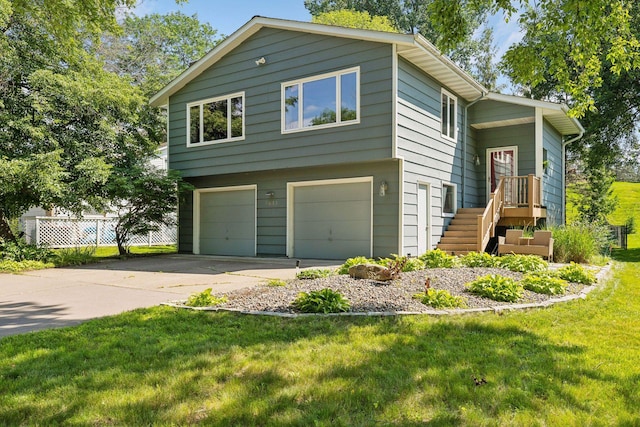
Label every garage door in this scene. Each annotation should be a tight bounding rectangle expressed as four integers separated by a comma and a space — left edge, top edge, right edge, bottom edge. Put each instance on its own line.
198, 187, 256, 256
292, 181, 371, 259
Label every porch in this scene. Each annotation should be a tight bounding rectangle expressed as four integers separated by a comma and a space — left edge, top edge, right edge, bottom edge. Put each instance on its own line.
437, 175, 546, 254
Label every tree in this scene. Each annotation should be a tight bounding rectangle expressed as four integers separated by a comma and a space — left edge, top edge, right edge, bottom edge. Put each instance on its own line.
305, 0, 503, 89
312, 9, 398, 32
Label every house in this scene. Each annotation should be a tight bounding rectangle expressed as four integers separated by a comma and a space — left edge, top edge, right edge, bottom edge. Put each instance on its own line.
150, 16, 583, 260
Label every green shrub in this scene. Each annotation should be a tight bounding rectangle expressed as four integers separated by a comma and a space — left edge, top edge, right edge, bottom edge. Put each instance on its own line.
337, 256, 376, 275
557, 262, 596, 285
497, 254, 548, 273
459, 252, 498, 268
418, 249, 458, 268
292, 288, 350, 313
296, 268, 335, 279
551, 222, 612, 263
266, 279, 287, 287
413, 289, 467, 309
466, 274, 523, 302
0, 260, 54, 272
378, 254, 425, 272
54, 246, 97, 266
185, 288, 228, 307
521, 272, 568, 295
0, 239, 52, 262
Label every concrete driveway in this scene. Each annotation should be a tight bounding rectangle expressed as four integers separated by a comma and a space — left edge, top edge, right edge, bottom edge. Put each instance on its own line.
0, 254, 338, 338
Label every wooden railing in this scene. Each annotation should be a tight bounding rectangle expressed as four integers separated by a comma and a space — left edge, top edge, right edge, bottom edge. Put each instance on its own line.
476, 174, 542, 252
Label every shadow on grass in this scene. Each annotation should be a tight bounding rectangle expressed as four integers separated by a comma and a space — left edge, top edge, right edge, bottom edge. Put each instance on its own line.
611, 247, 640, 263
1, 306, 635, 425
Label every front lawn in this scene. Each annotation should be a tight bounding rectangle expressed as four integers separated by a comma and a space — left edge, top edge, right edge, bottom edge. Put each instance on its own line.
1, 257, 638, 425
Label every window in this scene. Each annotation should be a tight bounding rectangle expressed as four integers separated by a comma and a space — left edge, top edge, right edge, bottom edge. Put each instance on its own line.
441, 89, 457, 141
187, 92, 244, 146
282, 67, 359, 133
442, 183, 456, 216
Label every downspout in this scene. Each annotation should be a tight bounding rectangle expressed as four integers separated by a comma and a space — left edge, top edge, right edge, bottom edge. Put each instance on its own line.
561, 129, 584, 224
462, 92, 487, 207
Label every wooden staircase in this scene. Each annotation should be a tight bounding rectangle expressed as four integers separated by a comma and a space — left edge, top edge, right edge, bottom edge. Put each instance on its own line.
436, 208, 485, 255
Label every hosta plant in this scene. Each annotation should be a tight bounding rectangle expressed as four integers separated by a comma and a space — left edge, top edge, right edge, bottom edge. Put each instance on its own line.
337, 256, 375, 274
521, 272, 568, 295
497, 254, 548, 273
419, 249, 458, 268
296, 268, 335, 279
413, 289, 467, 309
459, 252, 498, 268
557, 262, 596, 285
466, 274, 523, 302
379, 254, 425, 272
185, 288, 228, 307
292, 288, 351, 313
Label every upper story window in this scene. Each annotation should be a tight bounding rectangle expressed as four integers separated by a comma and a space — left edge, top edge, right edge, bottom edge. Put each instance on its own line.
187, 92, 244, 147
441, 89, 457, 141
282, 67, 359, 133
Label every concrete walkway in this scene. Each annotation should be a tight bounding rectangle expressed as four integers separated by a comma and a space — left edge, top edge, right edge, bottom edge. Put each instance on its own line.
0, 255, 338, 338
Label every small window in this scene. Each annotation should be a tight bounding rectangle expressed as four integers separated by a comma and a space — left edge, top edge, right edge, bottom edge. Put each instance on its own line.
187, 92, 244, 146
441, 89, 457, 141
282, 68, 359, 133
442, 183, 456, 216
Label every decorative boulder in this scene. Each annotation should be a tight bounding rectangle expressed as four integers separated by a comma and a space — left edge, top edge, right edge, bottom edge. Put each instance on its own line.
348, 264, 392, 281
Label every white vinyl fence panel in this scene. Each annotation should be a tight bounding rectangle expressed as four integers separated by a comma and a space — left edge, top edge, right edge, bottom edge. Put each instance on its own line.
22, 217, 176, 248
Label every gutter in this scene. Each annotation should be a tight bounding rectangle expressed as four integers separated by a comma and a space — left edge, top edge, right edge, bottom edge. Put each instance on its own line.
561, 128, 585, 224
462, 93, 488, 207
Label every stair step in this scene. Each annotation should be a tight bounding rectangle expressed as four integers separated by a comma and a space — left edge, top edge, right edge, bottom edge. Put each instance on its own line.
450, 218, 478, 225
457, 208, 485, 214
442, 230, 477, 237
446, 224, 478, 232
439, 236, 477, 244
437, 243, 479, 252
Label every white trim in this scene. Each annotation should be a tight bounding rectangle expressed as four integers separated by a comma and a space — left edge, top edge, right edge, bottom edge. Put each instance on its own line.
186, 92, 245, 147
192, 185, 257, 256
441, 181, 457, 218
286, 177, 373, 258
440, 88, 458, 142
281, 67, 360, 134
398, 157, 405, 255
417, 181, 432, 254
535, 107, 544, 177
392, 44, 398, 158
485, 146, 519, 201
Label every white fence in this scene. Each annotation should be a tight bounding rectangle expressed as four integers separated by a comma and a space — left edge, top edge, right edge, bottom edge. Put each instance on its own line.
22, 217, 177, 248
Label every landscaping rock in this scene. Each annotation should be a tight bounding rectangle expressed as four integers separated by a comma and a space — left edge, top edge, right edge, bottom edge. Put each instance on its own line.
348, 264, 392, 281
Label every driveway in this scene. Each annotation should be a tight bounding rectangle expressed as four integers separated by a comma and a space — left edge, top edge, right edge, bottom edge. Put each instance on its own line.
0, 255, 338, 338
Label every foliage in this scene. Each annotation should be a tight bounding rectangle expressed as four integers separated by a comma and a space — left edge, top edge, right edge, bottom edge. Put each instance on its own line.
521, 272, 568, 295
459, 251, 498, 268
266, 279, 287, 287
312, 9, 399, 32
557, 263, 596, 285
337, 256, 376, 274
53, 246, 97, 267
0, 260, 54, 272
625, 216, 636, 235
292, 288, 351, 313
378, 254, 425, 272
413, 289, 467, 309
418, 249, 458, 268
0, 239, 52, 262
466, 274, 523, 302
496, 254, 548, 273
571, 167, 618, 225
296, 268, 336, 279
185, 288, 227, 307
551, 222, 612, 264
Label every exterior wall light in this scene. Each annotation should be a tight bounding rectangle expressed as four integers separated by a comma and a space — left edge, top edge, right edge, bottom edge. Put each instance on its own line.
473, 154, 481, 166
255, 57, 266, 66
379, 181, 388, 197
265, 191, 275, 197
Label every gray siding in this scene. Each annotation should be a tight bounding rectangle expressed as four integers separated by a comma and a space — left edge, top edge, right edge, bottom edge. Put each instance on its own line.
179, 160, 400, 258
464, 125, 483, 208
168, 28, 393, 177
475, 123, 536, 200
542, 119, 564, 223
469, 100, 533, 127
396, 58, 465, 254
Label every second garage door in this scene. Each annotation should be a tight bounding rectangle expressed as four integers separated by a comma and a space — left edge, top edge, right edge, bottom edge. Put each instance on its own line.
291, 180, 372, 259
198, 187, 256, 256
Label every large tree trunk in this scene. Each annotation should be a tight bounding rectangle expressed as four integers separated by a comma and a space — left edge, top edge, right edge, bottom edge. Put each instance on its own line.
0, 214, 17, 243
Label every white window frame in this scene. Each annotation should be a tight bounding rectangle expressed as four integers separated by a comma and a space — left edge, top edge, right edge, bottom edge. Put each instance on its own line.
441, 88, 457, 142
442, 181, 457, 217
281, 67, 360, 134
186, 92, 245, 147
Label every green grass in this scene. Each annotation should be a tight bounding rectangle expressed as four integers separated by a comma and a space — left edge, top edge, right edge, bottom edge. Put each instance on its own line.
1, 261, 639, 425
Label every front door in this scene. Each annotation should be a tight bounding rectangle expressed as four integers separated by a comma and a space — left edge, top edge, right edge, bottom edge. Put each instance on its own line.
486, 147, 518, 200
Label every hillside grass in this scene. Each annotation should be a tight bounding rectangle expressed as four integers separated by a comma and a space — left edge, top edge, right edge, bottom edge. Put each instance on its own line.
1, 259, 639, 425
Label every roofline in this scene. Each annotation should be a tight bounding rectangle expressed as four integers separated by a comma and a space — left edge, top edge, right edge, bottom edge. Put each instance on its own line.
485, 92, 584, 135
150, 16, 486, 107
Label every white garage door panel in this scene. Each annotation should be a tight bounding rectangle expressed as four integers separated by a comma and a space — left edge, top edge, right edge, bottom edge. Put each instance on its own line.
293, 181, 371, 259
199, 189, 255, 256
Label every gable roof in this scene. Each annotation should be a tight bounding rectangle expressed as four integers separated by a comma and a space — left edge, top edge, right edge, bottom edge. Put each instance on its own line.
149, 16, 487, 107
